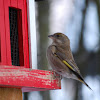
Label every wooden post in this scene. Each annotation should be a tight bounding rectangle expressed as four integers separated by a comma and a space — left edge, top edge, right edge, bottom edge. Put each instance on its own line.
0, 88, 22, 100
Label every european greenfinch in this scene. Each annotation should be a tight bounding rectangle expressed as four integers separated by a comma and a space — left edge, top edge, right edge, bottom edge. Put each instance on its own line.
47, 32, 92, 90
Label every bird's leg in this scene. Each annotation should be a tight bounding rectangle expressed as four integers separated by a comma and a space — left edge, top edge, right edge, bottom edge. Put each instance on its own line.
57, 71, 63, 80
49, 70, 62, 80
53, 70, 62, 80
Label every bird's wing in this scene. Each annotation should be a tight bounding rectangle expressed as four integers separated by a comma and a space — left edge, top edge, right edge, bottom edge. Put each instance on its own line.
55, 51, 80, 74
49, 45, 80, 74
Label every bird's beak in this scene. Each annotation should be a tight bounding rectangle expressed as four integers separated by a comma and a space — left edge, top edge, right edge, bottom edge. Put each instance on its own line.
48, 35, 54, 38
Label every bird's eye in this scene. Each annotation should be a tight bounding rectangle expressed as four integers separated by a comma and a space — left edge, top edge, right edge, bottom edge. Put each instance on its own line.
56, 35, 60, 37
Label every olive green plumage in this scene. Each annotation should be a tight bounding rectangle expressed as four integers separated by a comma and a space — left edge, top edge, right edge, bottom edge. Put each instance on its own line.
47, 32, 92, 90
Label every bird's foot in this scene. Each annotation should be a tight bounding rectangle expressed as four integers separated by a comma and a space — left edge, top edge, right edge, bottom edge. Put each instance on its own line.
50, 70, 62, 80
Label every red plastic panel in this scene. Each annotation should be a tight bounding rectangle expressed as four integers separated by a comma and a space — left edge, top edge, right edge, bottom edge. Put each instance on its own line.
23, 0, 30, 68
0, 65, 61, 92
0, 0, 29, 68
21, 0, 29, 68
4, 0, 12, 66
11, 0, 17, 7
0, 0, 7, 65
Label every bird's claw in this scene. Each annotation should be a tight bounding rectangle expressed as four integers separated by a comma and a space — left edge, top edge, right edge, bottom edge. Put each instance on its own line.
51, 70, 62, 80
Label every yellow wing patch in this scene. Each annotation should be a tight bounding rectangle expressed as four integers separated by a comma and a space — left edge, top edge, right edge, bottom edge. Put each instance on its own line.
63, 60, 75, 71
54, 53, 74, 71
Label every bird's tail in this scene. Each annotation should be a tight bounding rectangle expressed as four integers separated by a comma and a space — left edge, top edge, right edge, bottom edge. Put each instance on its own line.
78, 78, 92, 91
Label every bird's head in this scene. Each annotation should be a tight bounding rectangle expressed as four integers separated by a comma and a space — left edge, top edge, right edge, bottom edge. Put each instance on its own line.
48, 32, 70, 46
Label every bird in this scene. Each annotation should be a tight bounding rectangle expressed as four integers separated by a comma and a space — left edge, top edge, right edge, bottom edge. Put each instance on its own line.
47, 32, 92, 90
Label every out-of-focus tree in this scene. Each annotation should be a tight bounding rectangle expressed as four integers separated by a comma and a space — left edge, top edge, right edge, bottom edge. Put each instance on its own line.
37, 0, 49, 70
37, 1, 51, 100
73, 0, 100, 100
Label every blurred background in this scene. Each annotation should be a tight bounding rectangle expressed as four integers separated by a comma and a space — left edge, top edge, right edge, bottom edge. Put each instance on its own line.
24, 0, 100, 100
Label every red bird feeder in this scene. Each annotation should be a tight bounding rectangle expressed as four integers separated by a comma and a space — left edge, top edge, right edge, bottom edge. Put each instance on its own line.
0, 0, 61, 99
